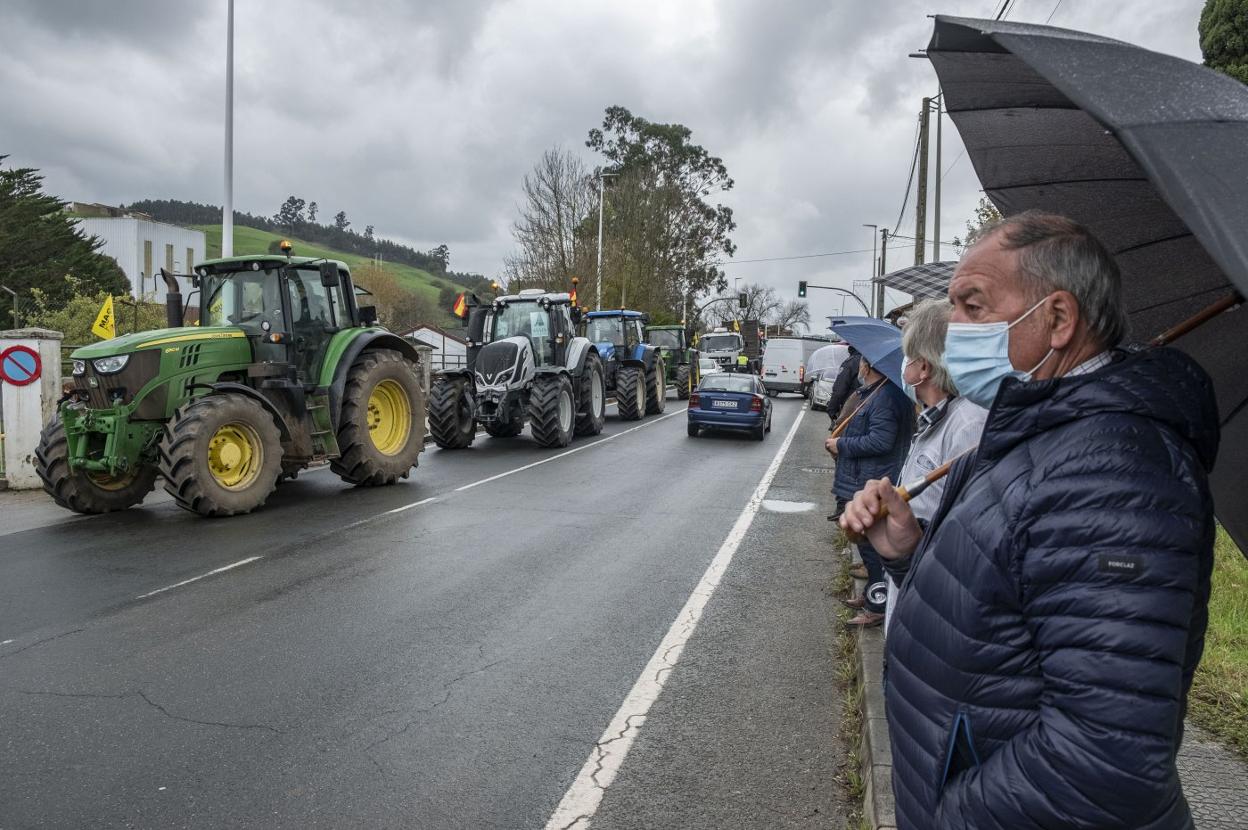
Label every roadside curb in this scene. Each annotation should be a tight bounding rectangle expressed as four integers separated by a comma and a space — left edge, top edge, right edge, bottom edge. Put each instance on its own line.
855, 616, 897, 830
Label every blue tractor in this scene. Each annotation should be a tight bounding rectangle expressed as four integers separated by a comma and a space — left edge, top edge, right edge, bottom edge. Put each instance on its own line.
581, 310, 666, 420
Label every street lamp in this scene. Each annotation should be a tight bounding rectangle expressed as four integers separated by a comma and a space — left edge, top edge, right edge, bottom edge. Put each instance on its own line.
595, 170, 619, 310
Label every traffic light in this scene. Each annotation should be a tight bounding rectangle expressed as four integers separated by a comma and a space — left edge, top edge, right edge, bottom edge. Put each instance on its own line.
738, 292, 747, 309
798, 280, 807, 298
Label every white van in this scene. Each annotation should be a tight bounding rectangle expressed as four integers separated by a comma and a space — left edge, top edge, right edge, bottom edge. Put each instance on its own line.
761, 337, 827, 396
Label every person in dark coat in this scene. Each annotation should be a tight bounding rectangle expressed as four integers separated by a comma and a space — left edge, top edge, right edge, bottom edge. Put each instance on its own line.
826, 347, 861, 425
841, 211, 1219, 830
827, 356, 914, 625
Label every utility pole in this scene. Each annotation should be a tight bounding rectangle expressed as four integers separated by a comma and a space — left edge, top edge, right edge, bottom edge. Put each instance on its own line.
222, 0, 235, 258
933, 93, 943, 261
877, 228, 889, 317
862, 223, 877, 316
594, 171, 617, 311
915, 96, 931, 265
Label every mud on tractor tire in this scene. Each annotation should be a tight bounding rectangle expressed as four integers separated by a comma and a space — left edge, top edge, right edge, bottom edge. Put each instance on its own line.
574, 352, 607, 437
674, 363, 691, 401
159, 393, 284, 517
35, 415, 159, 513
529, 373, 575, 448
645, 357, 666, 415
331, 349, 425, 486
428, 376, 476, 449
616, 365, 645, 421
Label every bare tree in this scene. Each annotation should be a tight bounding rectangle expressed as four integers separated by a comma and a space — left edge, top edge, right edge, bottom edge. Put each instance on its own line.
504, 148, 598, 295
772, 300, 811, 333
710, 282, 781, 326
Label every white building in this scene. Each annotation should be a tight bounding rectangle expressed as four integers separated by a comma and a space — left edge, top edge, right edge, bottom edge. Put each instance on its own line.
403, 325, 467, 370
69, 203, 205, 302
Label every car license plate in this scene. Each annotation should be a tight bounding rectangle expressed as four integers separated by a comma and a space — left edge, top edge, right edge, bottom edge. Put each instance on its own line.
712, 400, 737, 409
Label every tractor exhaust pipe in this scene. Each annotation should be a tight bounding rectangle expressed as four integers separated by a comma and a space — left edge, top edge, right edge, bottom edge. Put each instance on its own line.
160, 268, 184, 328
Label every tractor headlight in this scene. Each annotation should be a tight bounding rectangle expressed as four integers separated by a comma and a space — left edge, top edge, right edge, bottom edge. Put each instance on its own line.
72, 359, 86, 376
92, 355, 130, 374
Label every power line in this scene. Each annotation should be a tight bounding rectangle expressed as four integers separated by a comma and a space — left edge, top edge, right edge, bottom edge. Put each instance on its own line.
943, 147, 966, 179
1045, 0, 1064, 23
891, 112, 923, 232
722, 247, 876, 266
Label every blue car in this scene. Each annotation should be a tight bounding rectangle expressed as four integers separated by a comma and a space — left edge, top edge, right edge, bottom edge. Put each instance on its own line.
687, 373, 773, 440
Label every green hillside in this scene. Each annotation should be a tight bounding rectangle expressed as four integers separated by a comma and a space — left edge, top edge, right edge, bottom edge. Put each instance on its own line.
194, 224, 459, 310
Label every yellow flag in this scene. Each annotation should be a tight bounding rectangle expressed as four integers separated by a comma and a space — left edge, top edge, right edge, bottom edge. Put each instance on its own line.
92, 295, 116, 339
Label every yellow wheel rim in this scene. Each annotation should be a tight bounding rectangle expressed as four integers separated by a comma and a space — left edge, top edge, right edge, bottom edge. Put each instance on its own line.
207, 422, 264, 490
367, 379, 411, 456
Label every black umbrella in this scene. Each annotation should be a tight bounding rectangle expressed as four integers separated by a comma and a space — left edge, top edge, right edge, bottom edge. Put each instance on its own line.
927, 16, 1248, 553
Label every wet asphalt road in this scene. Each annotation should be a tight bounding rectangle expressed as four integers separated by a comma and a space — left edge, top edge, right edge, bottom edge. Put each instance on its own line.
0, 395, 849, 829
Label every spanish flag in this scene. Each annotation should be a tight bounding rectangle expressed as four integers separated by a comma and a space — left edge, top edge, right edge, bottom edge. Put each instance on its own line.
569, 286, 578, 306
452, 292, 467, 318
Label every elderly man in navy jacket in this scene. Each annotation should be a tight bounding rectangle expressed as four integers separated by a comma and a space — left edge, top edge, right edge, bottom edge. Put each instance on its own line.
842, 211, 1218, 830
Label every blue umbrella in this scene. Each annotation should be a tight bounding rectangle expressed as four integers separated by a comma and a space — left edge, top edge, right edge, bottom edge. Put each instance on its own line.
828, 316, 904, 391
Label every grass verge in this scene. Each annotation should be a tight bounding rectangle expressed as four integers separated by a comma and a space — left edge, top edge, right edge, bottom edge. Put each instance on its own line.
1188, 527, 1248, 758
830, 540, 867, 828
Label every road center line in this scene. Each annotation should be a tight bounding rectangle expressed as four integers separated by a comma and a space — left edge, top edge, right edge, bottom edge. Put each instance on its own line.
454, 410, 682, 493
134, 556, 264, 600
544, 404, 808, 830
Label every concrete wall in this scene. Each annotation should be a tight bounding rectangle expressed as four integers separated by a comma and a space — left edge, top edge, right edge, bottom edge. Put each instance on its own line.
0, 328, 63, 490
75, 216, 204, 302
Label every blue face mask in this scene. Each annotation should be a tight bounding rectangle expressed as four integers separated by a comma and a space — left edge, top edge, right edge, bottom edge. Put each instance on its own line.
901, 356, 921, 405
944, 296, 1054, 409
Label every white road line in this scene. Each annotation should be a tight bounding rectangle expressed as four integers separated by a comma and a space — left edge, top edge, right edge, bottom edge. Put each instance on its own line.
135, 556, 264, 600
455, 410, 682, 493
544, 404, 808, 830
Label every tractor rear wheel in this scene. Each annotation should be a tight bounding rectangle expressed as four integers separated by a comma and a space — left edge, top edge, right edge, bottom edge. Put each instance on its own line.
674, 364, 691, 400
159, 393, 283, 517
35, 415, 158, 513
428, 376, 476, 449
616, 365, 645, 421
484, 419, 523, 438
529, 374, 575, 448
332, 350, 426, 486
574, 352, 606, 436
645, 358, 666, 415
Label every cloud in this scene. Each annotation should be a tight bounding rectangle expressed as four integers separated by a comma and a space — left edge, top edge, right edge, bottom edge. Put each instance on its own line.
0, 0, 1209, 326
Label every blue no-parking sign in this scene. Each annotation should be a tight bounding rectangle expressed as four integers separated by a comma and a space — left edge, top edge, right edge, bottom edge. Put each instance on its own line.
0, 345, 41, 387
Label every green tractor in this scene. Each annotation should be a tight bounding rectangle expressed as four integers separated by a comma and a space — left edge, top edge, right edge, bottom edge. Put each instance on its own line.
644, 324, 700, 400
35, 252, 428, 517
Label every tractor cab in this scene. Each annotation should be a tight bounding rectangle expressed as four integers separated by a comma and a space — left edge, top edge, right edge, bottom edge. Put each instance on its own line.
194, 255, 374, 386
480, 289, 577, 369
582, 310, 646, 363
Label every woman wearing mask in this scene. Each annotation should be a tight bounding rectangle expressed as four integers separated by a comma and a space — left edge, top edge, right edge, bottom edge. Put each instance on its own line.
827, 350, 914, 626
877, 299, 987, 634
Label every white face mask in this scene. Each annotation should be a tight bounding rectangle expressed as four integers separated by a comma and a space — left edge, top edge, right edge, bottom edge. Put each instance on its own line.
901, 356, 925, 405
944, 295, 1055, 409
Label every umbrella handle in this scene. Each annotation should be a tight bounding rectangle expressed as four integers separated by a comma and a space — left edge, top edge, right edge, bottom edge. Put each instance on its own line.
1150, 291, 1243, 347
840, 452, 967, 544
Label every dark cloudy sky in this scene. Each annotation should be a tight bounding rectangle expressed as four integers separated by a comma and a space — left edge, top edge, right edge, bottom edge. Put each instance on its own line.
0, 0, 1207, 326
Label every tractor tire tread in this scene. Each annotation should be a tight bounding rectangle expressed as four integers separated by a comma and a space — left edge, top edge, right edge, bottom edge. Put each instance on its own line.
330, 349, 426, 486
616, 366, 644, 421
675, 364, 691, 400
529, 374, 573, 448
428, 376, 476, 449
574, 352, 606, 436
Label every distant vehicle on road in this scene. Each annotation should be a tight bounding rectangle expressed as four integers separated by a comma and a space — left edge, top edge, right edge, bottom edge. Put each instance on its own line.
582, 310, 665, 418
645, 324, 699, 400
687, 372, 772, 441
807, 343, 851, 411
761, 336, 827, 397
698, 357, 721, 377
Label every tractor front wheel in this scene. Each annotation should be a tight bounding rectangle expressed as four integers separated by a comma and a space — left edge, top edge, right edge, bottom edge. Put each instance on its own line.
616, 365, 645, 421
159, 394, 284, 517
35, 416, 158, 514
428, 376, 476, 449
645, 357, 666, 415
529, 374, 575, 448
574, 352, 606, 437
332, 350, 426, 486
674, 364, 691, 400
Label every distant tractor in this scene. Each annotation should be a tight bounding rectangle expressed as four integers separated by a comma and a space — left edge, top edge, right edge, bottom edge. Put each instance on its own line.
645, 324, 700, 400
582, 310, 666, 419
427, 289, 606, 449
36, 250, 428, 518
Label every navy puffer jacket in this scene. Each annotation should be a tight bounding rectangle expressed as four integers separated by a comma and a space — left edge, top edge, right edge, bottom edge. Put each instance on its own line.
834, 378, 915, 501
886, 347, 1218, 830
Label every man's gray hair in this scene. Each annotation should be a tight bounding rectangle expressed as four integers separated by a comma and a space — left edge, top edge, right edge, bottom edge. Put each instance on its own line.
969, 210, 1128, 347
901, 299, 956, 397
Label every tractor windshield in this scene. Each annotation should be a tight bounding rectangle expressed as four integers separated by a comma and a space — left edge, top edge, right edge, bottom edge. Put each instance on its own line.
488, 301, 554, 364
646, 329, 683, 350
201, 268, 284, 333
585, 318, 625, 346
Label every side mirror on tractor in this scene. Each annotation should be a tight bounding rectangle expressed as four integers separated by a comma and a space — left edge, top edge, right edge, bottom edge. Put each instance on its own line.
319, 262, 341, 288
358, 305, 378, 326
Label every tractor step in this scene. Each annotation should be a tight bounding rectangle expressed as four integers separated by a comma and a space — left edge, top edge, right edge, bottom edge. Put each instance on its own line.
306, 395, 340, 457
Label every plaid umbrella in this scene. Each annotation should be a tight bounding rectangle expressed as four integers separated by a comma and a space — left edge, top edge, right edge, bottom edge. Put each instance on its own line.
872, 261, 957, 300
